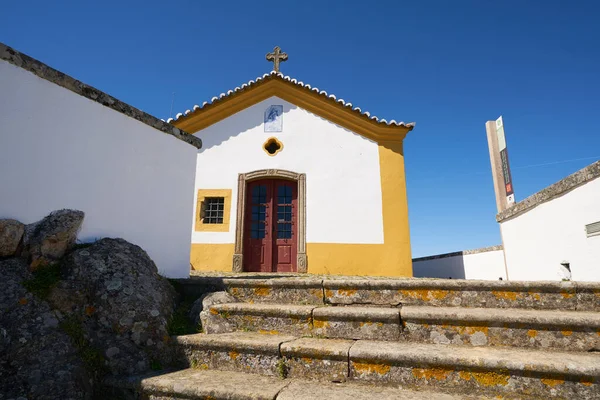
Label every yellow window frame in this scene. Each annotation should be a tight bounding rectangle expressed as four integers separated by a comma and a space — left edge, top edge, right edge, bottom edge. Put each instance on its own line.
195, 189, 232, 232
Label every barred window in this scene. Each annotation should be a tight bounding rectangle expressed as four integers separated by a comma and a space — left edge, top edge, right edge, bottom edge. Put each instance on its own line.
202, 197, 224, 224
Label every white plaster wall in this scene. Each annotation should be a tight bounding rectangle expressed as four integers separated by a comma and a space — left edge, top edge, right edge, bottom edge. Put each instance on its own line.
0, 60, 197, 278
501, 177, 600, 281
413, 250, 507, 280
191, 96, 383, 245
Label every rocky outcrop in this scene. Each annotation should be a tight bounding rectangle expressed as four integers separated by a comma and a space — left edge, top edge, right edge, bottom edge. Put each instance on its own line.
0, 258, 92, 399
22, 209, 84, 270
189, 291, 236, 332
0, 219, 24, 257
1, 210, 180, 398
49, 238, 176, 376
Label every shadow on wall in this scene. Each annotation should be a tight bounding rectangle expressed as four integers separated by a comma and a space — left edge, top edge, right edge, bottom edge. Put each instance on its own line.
412, 247, 507, 280
197, 103, 298, 152
413, 252, 466, 279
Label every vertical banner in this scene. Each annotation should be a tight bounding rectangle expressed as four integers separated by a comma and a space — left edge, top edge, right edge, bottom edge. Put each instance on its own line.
495, 116, 515, 205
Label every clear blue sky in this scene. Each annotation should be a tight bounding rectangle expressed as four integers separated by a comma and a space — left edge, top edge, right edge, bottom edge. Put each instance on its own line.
3, 1, 599, 257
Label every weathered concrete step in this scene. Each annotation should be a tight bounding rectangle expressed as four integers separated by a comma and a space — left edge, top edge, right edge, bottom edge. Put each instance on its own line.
402, 306, 600, 351
277, 379, 482, 400
350, 340, 600, 399
175, 331, 296, 376
176, 331, 354, 381
204, 302, 600, 349
206, 303, 315, 336
110, 368, 481, 399
322, 279, 597, 310
175, 332, 600, 398
205, 302, 402, 340
124, 368, 287, 399
176, 275, 600, 310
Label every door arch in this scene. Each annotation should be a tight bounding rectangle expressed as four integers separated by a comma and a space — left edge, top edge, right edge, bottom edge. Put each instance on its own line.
232, 169, 306, 273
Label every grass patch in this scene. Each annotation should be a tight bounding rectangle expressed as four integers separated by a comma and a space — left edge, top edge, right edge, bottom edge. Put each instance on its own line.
276, 357, 288, 379
23, 263, 62, 299
167, 300, 201, 336
60, 317, 107, 377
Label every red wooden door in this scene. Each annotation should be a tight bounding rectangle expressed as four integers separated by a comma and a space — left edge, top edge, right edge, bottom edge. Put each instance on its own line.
244, 179, 297, 272
273, 180, 297, 272
244, 181, 272, 272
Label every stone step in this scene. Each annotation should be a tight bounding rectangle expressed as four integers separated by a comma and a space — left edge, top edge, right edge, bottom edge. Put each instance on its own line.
175, 331, 296, 377
174, 332, 600, 398
401, 305, 600, 351
205, 302, 403, 340
177, 275, 600, 311
350, 340, 600, 399
205, 303, 315, 335
109, 368, 481, 399
203, 302, 600, 350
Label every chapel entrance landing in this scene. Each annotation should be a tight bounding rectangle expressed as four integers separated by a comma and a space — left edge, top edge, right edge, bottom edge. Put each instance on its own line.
243, 179, 297, 272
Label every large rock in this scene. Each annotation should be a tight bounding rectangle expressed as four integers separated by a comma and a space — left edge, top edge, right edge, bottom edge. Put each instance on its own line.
189, 291, 237, 332
0, 219, 24, 257
22, 209, 84, 269
0, 258, 92, 399
49, 238, 177, 376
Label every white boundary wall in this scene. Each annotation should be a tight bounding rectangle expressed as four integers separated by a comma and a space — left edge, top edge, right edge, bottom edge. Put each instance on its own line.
500, 176, 600, 281
191, 96, 384, 245
413, 248, 507, 280
0, 60, 198, 278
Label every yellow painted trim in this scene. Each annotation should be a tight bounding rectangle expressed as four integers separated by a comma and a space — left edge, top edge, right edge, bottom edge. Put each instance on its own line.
307, 141, 412, 276
172, 78, 413, 143
191, 243, 234, 272
195, 189, 232, 232
263, 137, 284, 156
190, 143, 412, 276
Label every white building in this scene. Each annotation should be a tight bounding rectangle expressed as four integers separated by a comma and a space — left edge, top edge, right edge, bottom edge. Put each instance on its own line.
0, 43, 201, 278
413, 161, 600, 282
498, 160, 600, 281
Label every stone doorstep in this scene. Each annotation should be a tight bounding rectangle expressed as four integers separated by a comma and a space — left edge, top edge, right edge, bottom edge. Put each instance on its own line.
323, 281, 581, 310
127, 368, 482, 400
186, 275, 600, 310
223, 277, 324, 288
225, 278, 325, 305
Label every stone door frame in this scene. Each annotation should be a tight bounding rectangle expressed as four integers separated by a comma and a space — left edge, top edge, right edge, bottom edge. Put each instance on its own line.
233, 169, 307, 273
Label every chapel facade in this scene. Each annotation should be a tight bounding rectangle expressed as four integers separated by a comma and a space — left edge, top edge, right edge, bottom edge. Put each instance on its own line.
172, 47, 415, 276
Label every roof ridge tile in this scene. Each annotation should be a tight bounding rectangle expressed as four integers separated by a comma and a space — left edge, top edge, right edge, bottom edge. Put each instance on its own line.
172, 73, 415, 129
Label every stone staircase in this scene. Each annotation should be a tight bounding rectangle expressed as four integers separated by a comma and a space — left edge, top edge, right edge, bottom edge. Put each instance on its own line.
111, 276, 600, 399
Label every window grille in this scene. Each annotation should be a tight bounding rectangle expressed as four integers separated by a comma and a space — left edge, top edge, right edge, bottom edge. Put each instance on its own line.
203, 197, 224, 224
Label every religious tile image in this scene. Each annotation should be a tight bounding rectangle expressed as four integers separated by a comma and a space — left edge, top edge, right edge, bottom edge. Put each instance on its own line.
264, 105, 283, 132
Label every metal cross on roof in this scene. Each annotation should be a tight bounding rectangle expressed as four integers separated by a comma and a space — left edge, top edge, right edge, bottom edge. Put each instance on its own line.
266, 46, 288, 73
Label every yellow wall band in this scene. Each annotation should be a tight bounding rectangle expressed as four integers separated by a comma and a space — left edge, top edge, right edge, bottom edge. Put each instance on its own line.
191, 243, 235, 272
189, 141, 412, 277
